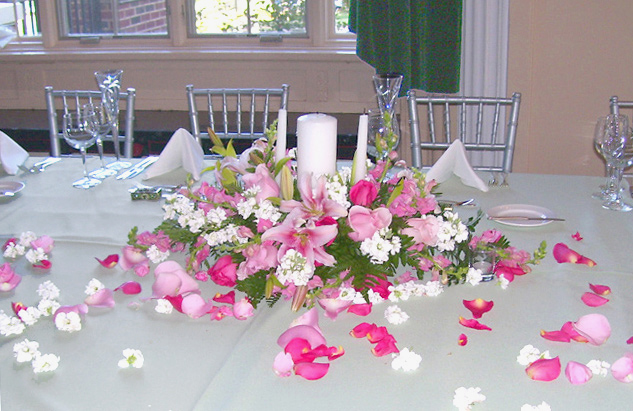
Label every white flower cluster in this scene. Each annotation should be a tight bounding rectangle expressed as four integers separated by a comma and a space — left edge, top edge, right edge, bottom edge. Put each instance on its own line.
275, 249, 313, 286
388, 282, 426, 301
586, 359, 611, 377
360, 229, 401, 264
497, 275, 510, 290
465, 267, 483, 286
164, 195, 229, 234
391, 347, 422, 372
55, 311, 82, 333
118, 348, 144, 369
155, 298, 173, 314
162, 194, 192, 220
516, 344, 551, 366
453, 387, 486, 411
384, 305, 409, 325
0, 281, 61, 337
13, 338, 60, 374
435, 211, 468, 252
146, 244, 170, 264
521, 402, 551, 411
3, 231, 50, 266
203, 223, 249, 248
85, 278, 105, 296
237, 187, 282, 224
326, 169, 351, 210
338, 286, 386, 305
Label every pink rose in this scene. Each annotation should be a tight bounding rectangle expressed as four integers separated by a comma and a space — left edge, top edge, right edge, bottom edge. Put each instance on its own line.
237, 242, 278, 280
208, 255, 238, 287
401, 215, 440, 246
349, 180, 378, 206
242, 163, 280, 203
347, 206, 392, 242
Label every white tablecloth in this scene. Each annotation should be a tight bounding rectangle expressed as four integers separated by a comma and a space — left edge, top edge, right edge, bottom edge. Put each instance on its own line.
1, 157, 632, 410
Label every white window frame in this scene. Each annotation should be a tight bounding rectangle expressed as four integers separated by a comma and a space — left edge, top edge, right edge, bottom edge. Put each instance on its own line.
2, 0, 356, 53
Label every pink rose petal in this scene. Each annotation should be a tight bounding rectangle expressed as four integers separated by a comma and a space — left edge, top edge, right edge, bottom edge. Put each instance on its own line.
84, 288, 115, 308
212, 291, 236, 304
317, 298, 352, 320
572, 313, 611, 346
565, 361, 593, 384
350, 322, 375, 339
627, 336, 633, 345
347, 303, 372, 316
293, 362, 330, 380
114, 281, 142, 295
553, 243, 596, 266
458, 333, 468, 346
96, 254, 119, 268
371, 334, 399, 357
589, 283, 611, 296
273, 351, 294, 377
459, 316, 492, 331
462, 298, 494, 319
581, 292, 609, 307
526, 357, 561, 381
277, 325, 326, 349
571, 231, 583, 241
611, 353, 633, 383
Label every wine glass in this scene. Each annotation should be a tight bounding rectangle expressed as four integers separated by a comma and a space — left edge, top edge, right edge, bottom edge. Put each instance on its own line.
84, 103, 117, 179
592, 117, 618, 201
95, 69, 131, 170
594, 114, 633, 211
63, 111, 101, 189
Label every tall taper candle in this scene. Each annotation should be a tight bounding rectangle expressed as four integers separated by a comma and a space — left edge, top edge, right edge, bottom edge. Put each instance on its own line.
352, 113, 369, 183
296, 113, 337, 179
274, 108, 287, 164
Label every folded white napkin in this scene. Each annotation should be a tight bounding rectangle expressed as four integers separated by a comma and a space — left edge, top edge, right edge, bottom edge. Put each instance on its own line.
144, 128, 204, 181
0, 130, 29, 175
425, 140, 489, 192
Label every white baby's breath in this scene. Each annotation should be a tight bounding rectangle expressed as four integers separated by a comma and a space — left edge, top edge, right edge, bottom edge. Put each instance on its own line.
384, 305, 409, 325
19, 231, 37, 247
423, 280, 444, 297
466, 267, 483, 286
25, 247, 47, 265
32, 353, 60, 373
521, 401, 551, 411
155, 299, 173, 314
17, 306, 41, 326
276, 249, 313, 286
391, 348, 421, 371
498, 275, 510, 289
13, 339, 40, 363
0, 311, 26, 337
54, 311, 82, 333
118, 348, 144, 369
3, 242, 25, 259
146, 244, 170, 264
517, 344, 551, 366
37, 299, 61, 317
85, 278, 105, 296
586, 359, 610, 377
37, 280, 60, 300
453, 387, 486, 411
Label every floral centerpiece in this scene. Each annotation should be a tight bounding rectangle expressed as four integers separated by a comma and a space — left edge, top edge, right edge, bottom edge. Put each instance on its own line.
127, 121, 546, 313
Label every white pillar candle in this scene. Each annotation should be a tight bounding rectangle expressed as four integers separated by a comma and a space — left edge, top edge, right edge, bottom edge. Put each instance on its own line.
352, 113, 369, 183
296, 113, 337, 179
274, 108, 288, 164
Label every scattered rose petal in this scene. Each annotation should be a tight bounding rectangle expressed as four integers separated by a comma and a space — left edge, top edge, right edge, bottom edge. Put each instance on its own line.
459, 317, 492, 331
181, 293, 214, 319
581, 292, 609, 307
526, 357, 561, 381
572, 313, 611, 346
552, 243, 596, 266
96, 254, 119, 268
589, 283, 611, 296
571, 231, 583, 241
84, 288, 115, 308
212, 291, 235, 305
350, 322, 374, 339
565, 361, 592, 384
233, 298, 254, 320
33, 260, 52, 270
347, 303, 372, 316
293, 362, 330, 380
371, 334, 399, 357
317, 298, 352, 320
114, 281, 142, 295
627, 336, 633, 345
458, 333, 468, 346
273, 351, 293, 377
462, 298, 494, 319
611, 353, 633, 383
540, 329, 572, 343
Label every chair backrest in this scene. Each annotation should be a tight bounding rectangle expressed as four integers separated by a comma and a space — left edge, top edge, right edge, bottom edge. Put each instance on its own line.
407, 90, 521, 173
186, 84, 289, 145
44, 86, 136, 158
610, 96, 633, 176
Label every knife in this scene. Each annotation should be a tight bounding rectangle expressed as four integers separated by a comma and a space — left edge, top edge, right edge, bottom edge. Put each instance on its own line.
116, 156, 159, 180
487, 216, 565, 222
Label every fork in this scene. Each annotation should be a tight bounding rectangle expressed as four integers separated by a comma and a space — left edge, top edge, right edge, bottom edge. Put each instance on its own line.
18, 158, 60, 174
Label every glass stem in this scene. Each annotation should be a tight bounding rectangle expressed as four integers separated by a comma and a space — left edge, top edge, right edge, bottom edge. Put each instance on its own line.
97, 138, 106, 167
612, 165, 624, 202
604, 162, 619, 195
81, 147, 88, 177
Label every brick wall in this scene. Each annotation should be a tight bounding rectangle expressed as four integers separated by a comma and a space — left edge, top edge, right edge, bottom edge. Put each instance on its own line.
95, 0, 167, 34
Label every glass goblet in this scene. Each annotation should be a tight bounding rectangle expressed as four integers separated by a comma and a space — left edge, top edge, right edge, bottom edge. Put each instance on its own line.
84, 103, 117, 179
592, 117, 618, 201
596, 114, 633, 211
62, 111, 101, 189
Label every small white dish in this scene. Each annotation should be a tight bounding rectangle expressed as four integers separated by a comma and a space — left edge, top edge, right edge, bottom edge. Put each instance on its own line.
0, 181, 25, 197
486, 204, 556, 227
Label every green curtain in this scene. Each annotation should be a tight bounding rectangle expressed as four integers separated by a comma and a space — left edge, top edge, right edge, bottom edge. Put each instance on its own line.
349, 0, 463, 95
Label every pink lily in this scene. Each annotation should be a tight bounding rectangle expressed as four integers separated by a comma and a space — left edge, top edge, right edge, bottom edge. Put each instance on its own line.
347, 303, 372, 316
280, 173, 348, 220
611, 353, 633, 383
581, 292, 609, 307
459, 316, 492, 331
262, 218, 338, 268
242, 163, 280, 203
462, 298, 494, 319
84, 288, 115, 308
0, 263, 21, 292
526, 357, 561, 381
572, 313, 611, 346
96, 254, 119, 268
458, 333, 468, 346
114, 281, 142, 295
589, 283, 611, 295
552, 243, 596, 266
565, 361, 592, 385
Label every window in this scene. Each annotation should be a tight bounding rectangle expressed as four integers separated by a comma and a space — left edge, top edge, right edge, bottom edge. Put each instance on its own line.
1, 0, 353, 49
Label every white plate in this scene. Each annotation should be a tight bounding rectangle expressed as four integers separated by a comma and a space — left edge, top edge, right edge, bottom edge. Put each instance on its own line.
486, 204, 556, 227
0, 181, 25, 197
